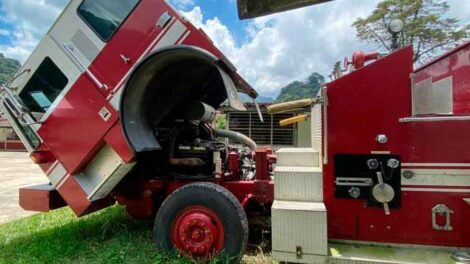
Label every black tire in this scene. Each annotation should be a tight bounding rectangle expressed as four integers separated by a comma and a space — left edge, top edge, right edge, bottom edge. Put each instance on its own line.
154, 182, 248, 262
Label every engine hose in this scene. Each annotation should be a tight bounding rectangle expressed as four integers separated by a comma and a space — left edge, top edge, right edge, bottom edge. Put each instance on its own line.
215, 129, 257, 151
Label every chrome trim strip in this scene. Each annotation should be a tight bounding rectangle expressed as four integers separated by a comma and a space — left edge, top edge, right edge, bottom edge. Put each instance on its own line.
322, 86, 328, 165
399, 116, 470, 123
402, 187, 470, 193
335, 177, 374, 186
402, 163, 470, 167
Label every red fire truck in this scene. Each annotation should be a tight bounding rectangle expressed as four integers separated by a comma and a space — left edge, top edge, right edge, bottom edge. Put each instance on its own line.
1, 0, 470, 263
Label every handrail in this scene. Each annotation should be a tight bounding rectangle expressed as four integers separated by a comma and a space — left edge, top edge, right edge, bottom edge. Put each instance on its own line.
0, 84, 28, 114
62, 43, 108, 90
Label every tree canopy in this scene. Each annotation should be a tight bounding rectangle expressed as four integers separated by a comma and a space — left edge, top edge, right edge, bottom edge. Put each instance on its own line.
0, 54, 20, 85
353, 0, 470, 63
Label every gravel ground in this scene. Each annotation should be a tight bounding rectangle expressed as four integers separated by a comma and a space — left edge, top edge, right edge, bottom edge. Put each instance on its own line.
0, 152, 46, 224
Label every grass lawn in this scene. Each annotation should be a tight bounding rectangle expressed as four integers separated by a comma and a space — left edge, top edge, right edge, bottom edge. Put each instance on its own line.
0, 206, 271, 264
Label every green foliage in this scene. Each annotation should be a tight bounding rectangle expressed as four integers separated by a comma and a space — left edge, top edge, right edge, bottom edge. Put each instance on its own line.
0, 53, 21, 85
215, 114, 227, 129
353, 0, 470, 63
275, 72, 324, 103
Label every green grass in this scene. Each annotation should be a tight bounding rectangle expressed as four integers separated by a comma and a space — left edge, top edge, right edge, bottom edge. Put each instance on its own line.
0, 206, 245, 264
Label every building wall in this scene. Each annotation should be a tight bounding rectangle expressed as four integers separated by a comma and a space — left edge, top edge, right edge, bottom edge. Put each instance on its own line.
225, 107, 313, 148
296, 118, 312, 147
0, 128, 9, 141
0, 126, 26, 151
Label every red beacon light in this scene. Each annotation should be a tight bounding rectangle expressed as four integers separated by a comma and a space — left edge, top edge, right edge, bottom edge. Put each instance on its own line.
30, 150, 55, 164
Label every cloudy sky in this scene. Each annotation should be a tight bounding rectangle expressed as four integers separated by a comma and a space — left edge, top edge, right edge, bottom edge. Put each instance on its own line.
0, 0, 469, 98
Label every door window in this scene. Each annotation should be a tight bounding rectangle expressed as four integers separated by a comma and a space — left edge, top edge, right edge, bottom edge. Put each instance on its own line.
19, 57, 68, 115
78, 0, 139, 41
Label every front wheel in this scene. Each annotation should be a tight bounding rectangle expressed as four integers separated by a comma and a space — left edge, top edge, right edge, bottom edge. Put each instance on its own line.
154, 182, 248, 262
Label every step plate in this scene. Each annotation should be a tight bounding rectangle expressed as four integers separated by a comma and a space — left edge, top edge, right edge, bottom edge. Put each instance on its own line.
274, 166, 323, 201
276, 147, 320, 167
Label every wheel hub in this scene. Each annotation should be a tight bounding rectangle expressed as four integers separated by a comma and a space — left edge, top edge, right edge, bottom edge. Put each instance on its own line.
172, 206, 224, 257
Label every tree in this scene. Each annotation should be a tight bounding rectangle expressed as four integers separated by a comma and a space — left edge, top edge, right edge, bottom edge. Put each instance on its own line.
275, 72, 324, 103
353, 0, 470, 63
0, 53, 21, 85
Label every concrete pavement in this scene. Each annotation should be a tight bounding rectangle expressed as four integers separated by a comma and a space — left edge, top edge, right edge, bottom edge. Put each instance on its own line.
0, 152, 46, 224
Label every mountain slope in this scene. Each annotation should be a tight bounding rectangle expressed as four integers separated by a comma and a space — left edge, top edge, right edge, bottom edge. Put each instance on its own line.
275, 72, 325, 103
0, 54, 21, 85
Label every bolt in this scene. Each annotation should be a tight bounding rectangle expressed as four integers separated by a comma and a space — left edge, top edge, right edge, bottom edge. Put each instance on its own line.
376, 134, 388, 144
403, 170, 414, 179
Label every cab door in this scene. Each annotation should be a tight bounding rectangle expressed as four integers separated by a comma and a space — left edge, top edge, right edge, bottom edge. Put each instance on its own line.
77, 0, 181, 99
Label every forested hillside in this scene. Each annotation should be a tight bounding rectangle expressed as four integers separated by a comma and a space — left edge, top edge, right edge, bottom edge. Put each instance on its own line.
275, 72, 325, 103
0, 54, 20, 85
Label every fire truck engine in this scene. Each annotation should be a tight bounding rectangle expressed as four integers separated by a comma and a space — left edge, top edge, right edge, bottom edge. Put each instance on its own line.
1, 0, 470, 263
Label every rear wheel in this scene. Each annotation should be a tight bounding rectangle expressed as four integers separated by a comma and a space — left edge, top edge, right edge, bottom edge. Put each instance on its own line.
154, 182, 248, 262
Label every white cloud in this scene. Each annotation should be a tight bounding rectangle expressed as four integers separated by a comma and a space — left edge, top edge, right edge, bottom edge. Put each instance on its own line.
448, 0, 470, 23
183, 0, 378, 97
0, 0, 469, 97
0, 0, 67, 62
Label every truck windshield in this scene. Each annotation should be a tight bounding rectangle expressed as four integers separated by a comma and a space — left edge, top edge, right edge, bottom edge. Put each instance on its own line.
78, 0, 139, 41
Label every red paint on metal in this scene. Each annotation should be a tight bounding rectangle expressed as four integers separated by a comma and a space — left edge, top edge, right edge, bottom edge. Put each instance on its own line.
325, 46, 470, 247
38, 76, 118, 174
172, 206, 224, 257
255, 148, 269, 181
345, 51, 380, 70
57, 175, 113, 216
89, 1, 172, 98
116, 193, 154, 220
228, 151, 239, 177
104, 122, 135, 163
19, 184, 66, 212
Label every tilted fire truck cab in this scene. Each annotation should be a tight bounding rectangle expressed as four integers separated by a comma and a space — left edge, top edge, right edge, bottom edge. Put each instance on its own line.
1, 0, 272, 260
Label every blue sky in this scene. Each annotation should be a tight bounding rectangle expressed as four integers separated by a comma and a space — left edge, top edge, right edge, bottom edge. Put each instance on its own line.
1, 0, 470, 98
171, 0, 250, 45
